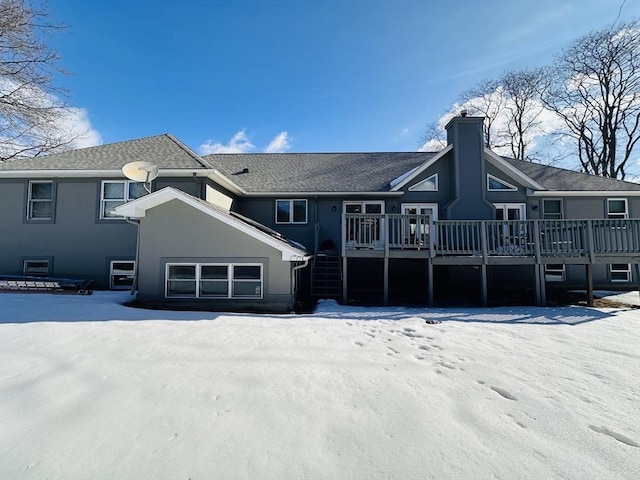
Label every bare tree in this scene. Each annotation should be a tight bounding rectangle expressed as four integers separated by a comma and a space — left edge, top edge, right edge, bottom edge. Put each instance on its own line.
501, 69, 547, 160
0, 0, 76, 162
458, 78, 506, 148
542, 19, 640, 179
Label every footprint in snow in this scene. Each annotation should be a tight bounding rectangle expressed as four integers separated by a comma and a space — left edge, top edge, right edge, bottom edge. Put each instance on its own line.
589, 425, 639, 447
490, 386, 518, 401
354, 341, 364, 347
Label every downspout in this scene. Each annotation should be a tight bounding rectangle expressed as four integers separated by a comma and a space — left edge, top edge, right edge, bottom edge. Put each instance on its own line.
192, 173, 205, 199
125, 217, 141, 295
290, 256, 312, 310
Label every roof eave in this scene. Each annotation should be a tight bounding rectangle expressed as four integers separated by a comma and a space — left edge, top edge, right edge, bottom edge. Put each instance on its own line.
529, 190, 640, 197
390, 144, 452, 191
484, 149, 546, 191
0, 168, 214, 179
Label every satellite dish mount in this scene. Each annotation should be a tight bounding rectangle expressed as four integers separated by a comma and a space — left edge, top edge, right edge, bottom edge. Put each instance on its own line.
121, 161, 159, 193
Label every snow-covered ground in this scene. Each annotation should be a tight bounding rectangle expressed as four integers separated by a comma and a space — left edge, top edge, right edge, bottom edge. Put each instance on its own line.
1, 292, 639, 480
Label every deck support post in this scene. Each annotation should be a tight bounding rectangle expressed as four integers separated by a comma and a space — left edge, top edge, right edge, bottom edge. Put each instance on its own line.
586, 263, 594, 307
539, 264, 546, 306
533, 264, 546, 306
427, 260, 434, 306
383, 257, 389, 306
481, 264, 488, 307
342, 257, 348, 305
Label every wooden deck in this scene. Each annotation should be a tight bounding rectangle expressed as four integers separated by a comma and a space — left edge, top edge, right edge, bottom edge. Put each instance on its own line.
341, 215, 640, 306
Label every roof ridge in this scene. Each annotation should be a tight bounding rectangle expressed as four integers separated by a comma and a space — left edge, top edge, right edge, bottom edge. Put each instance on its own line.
202, 151, 434, 157
164, 134, 214, 169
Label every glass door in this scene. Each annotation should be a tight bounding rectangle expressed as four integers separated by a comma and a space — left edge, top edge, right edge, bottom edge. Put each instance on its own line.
401, 203, 437, 247
343, 201, 385, 248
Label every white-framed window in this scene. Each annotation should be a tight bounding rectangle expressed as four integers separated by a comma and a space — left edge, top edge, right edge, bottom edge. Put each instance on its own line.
401, 203, 438, 246
487, 174, 517, 191
343, 201, 385, 246
23, 259, 50, 277
100, 180, 147, 219
542, 199, 563, 220
27, 180, 54, 220
110, 261, 135, 289
165, 263, 263, 299
544, 264, 565, 282
275, 199, 307, 224
494, 203, 526, 221
610, 264, 631, 282
409, 173, 438, 191
607, 199, 628, 219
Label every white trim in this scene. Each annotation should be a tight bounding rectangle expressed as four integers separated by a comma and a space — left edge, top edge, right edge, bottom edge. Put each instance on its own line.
342, 200, 385, 214
484, 148, 546, 190
26, 180, 54, 220
610, 263, 631, 282
100, 180, 147, 219
529, 190, 640, 197
607, 198, 629, 219
487, 174, 517, 191
114, 187, 309, 261
390, 144, 452, 191
243, 191, 404, 197
0, 168, 213, 179
408, 173, 438, 192
493, 203, 527, 220
110, 260, 135, 290
544, 264, 565, 282
275, 199, 308, 224
165, 263, 263, 299
542, 198, 563, 220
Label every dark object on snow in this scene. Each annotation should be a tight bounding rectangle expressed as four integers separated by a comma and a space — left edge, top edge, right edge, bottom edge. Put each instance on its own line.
0, 275, 93, 295
425, 319, 442, 324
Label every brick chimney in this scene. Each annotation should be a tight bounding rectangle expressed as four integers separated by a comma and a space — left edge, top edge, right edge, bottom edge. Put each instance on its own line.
444, 115, 494, 220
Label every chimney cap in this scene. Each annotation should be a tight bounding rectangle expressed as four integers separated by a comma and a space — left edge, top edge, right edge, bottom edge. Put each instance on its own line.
460, 109, 468, 117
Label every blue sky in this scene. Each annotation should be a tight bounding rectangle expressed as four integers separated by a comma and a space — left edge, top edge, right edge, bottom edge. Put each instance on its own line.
47, 0, 640, 154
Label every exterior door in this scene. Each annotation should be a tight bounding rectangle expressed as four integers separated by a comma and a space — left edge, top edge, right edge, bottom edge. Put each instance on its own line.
494, 203, 527, 245
401, 203, 438, 246
343, 201, 385, 248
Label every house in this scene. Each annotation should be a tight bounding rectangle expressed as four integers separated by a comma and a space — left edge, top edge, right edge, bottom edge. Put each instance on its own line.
1, 116, 639, 310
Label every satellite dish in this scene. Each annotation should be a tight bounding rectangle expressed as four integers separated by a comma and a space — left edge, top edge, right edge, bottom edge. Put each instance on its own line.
122, 161, 159, 183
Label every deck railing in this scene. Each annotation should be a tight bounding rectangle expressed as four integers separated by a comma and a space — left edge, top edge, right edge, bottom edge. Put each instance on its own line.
342, 214, 640, 258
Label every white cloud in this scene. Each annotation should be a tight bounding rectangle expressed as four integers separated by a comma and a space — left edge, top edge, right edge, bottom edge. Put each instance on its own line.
58, 107, 102, 149
264, 131, 291, 153
199, 130, 254, 154
0, 78, 101, 158
200, 130, 292, 155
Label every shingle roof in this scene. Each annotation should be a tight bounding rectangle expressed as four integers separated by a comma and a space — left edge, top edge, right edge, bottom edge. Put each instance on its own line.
203, 152, 436, 192
0, 134, 212, 171
205, 151, 640, 193
503, 158, 640, 191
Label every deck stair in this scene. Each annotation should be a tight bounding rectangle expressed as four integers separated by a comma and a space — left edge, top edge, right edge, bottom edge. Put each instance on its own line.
311, 254, 342, 300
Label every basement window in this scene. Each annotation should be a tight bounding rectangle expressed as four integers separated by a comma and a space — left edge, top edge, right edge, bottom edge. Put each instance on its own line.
610, 264, 631, 282
110, 261, 135, 289
23, 259, 51, 277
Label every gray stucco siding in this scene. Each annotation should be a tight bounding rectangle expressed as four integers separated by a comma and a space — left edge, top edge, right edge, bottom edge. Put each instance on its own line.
135, 199, 296, 311
235, 196, 317, 251
1, 178, 137, 286
484, 163, 527, 204
396, 156, 452, 217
